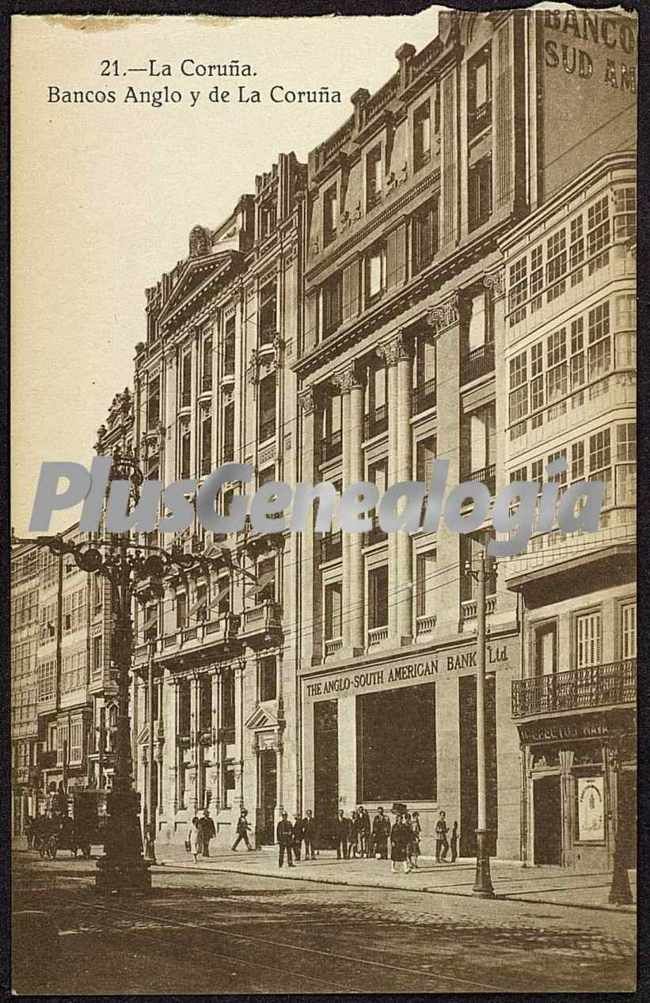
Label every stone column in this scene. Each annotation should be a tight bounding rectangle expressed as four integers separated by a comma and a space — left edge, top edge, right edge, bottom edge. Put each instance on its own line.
166, 676, 179, 820
559, 748, 575, 868
298, 387, 318, 664
379, 333, 413, 644
235, 659, 246, 813
427, 294, 462, 635
189, 673, 200, 814
334, 364, 364, 656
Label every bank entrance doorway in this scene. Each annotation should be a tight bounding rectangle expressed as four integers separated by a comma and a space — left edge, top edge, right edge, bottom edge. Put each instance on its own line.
533, 774, 562, 865
313, 699, 338, 849
259, 749, 277, 845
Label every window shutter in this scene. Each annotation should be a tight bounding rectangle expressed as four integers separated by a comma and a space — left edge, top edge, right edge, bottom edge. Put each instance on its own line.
342, 260, 360, 321
386, 223, 406, 289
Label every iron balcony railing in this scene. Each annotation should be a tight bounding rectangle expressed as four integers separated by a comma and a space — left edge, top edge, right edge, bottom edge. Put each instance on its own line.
511, 659, 637, 719
463, 462, 496, 495
411, 378, 437, 415
320, 429, 342, 463
460, 342, 495, 385
363, 404, 388, 440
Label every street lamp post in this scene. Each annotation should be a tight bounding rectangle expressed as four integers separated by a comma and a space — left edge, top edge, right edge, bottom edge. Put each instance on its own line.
468, 550, 495, 899
143, 640, 157, 865
12, 446, 254, 894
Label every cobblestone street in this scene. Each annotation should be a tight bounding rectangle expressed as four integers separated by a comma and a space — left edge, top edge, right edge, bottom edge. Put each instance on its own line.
11, 849, 636, 994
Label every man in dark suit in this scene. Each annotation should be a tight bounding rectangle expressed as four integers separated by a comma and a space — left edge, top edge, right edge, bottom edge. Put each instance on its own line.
302, 809, 317, 860
372, 807, 391, 859
292, 814, 304, 861
335, 809, 352, 859
277, 811, 295, 868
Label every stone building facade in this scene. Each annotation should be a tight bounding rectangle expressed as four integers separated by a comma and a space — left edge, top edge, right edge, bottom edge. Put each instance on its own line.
11, 543, 40, 833
12, 9, 636, 866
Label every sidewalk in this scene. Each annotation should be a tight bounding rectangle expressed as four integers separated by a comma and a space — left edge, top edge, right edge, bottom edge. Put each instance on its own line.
154, 843, 636, 914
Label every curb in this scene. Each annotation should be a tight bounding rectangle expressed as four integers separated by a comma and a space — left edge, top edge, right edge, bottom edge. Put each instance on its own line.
153, 859, 636, 914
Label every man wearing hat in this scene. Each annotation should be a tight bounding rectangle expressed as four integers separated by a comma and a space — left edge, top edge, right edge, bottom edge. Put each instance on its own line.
231, 808, 254, 852
198, 808, 216, 857
372, 807, 390, 859
276, 810, 295, 868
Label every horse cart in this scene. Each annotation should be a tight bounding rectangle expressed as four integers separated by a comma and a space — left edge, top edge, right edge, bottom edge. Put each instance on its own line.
34, 790, 107, 860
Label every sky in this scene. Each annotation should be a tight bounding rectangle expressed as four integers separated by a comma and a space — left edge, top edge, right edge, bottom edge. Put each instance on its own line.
11, 8, 442, 536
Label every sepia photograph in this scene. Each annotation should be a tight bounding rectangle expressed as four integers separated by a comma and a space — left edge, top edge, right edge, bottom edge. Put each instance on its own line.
9, 2, 637, 994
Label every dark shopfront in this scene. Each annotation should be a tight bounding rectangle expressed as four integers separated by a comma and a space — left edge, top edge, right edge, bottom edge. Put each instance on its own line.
303, 638, 521, 860
519, 710, 636, 871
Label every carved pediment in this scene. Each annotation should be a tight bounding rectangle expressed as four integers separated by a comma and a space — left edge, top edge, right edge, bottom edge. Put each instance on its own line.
245, 700, 279, 731
158, 251, 239, 329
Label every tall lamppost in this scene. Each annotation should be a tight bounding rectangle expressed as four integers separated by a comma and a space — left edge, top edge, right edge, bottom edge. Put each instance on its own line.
466, 549, 495, 899
12, 446, 252, 894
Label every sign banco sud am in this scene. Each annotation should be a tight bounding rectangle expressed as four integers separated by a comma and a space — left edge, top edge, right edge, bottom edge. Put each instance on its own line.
304, 637, 517, 702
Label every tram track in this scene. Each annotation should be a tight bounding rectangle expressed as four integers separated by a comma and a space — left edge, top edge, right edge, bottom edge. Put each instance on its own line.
45, 894, 509, 994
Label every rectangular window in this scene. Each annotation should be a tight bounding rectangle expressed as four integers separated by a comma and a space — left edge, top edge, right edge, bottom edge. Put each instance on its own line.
323, 184, 338, 245
178, 681, 191, 736
256, 555, 276, 603
176, 592, 187, 630
365, 242, 386, 303
322, 271, 342, 337
576, 611, 601, 669
357, 684, 436, 801
587, 301, 611, 380
147, 376, 160, 430
413, 100, 431, 171
416, 435, 437, 484
587, 196, 610, 273
620, 602, 637, 660
223, 401, 235, 462
534, 622, 557, 676
509, 257, 528, 314
416, 550, 437, 618
546, 229, 567, 290
223, 315, 236, 376
412, 198, 439, 274
571, 441, 585, 481
92, 635, 102, 676
259, 655, 277, 702
570, 214, 584, 285
613, 186, 636, 242
616, 422, 636, 505
368, 565, 388, 629
324, 582, 343, 640
222, 670, 235, 730
181, 352, 192, 408
200, 414, 212, 476
468, 157, 492, 230
468, 45, 492, 136
258, 372, 276, 442
259, 278, 277, 345
70, 720, 83, 765
366, 145, 383, 210
180, 426, 191, 479
260, 200, 277, 239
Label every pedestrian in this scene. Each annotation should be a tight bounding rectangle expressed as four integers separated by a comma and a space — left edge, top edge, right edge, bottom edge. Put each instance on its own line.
302, 809, 317, 860
435, 810, 449, 863
390, 812, 412, 874
231, 808, 253, 851
277, 810, 295, 868
186, 816, 200, 862
450, 820, 459, 862
293, 814, 303, 861
410, 811, 422, 868
24, 815, 34, 849
372, 807, 390, 859
198, 808, 216, 857
335, 809, 351, 859
350, 810, 360, 857
358, 806, 371, 858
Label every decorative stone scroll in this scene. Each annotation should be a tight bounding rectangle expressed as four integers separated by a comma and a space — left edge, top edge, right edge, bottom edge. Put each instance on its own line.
297, 386, 316, 415
427, 292, 460, 334
332, 363, 362, 394
483, 267, 506, 300
376, 331, 410, 367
